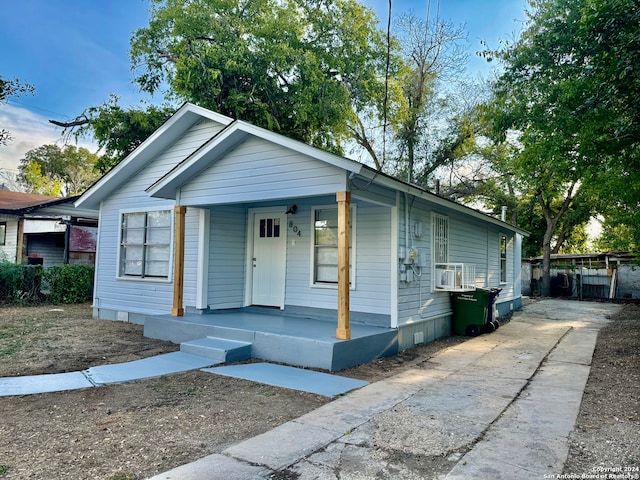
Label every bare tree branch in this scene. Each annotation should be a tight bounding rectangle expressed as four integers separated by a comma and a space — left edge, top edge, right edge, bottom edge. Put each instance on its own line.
49, 115, 89, 129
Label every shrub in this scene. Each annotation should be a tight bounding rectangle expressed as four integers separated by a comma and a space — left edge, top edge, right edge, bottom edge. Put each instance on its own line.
0, 262, 44, 305
44, 265, 95, 304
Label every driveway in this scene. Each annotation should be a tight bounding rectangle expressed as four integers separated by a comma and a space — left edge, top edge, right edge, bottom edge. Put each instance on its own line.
150, 298, 620, 479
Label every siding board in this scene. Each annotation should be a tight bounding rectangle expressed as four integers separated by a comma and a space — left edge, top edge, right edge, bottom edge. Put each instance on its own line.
208, 205, 246, 309
179, 137, 348, 205
282, 200, 392, 316
0, 218, 18, 262
94, 120, 224, 315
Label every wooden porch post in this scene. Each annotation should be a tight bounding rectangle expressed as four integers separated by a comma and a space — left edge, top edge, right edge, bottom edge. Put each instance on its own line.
172, 206, 186, 317
336, 191, 351, 340
16, 218, 25, 264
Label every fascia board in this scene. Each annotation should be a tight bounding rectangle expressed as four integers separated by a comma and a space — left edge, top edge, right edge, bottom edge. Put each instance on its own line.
75, 103, 233, 210
358, 169, 530, 237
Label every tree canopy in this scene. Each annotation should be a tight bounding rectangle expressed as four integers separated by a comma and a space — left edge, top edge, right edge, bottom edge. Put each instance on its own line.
51, 95, 173, 173
482, 0, 640, 293
51, 1, 474, 187
18, 144, 101, 196
129, 0, 388, 154
347, 13, 469, 181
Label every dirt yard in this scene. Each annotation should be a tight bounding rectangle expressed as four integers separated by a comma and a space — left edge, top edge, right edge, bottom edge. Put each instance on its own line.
563, 302, 640, 476
0, 302, 638, 479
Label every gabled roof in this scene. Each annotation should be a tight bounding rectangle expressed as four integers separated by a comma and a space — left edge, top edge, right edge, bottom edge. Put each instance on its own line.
0, 191, 97, 219
75, 102, 527, 237
0, 190, 60, 214
147, 119, 363, 199
75, 103, 233, 210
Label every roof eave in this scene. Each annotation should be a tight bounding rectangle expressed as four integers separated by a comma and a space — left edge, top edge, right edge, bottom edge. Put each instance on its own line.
357, 169, 530, 237
75, 103, 233, 210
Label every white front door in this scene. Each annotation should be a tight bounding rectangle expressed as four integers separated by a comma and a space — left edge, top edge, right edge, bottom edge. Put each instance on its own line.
251, 211, 287, 307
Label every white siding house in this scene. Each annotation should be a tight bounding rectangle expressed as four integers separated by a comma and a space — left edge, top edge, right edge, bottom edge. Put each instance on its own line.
76, 103, 528, 353
0, 215, 19, 263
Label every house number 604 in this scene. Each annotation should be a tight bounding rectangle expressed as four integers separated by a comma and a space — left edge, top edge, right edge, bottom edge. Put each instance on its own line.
289, 221, 302, 237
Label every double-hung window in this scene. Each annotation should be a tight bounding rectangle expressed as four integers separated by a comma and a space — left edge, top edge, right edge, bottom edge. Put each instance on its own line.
500, 234, 508, 284
312, 206, 355, 286
119, 210, 172, 280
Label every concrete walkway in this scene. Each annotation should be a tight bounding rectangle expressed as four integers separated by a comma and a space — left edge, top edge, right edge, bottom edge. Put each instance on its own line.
0, 352, 218, 396
0, 354, 368, 399
149, 299, 620, 480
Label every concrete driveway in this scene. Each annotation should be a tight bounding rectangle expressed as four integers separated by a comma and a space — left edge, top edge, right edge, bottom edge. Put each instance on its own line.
149, 299, 620, 480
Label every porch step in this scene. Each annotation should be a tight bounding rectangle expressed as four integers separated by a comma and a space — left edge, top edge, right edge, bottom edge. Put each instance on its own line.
180, 337, 252, 363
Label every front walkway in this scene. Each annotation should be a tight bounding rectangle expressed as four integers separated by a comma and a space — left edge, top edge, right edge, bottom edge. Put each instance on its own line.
149, 299, 620, 480
0, 353, 367, 398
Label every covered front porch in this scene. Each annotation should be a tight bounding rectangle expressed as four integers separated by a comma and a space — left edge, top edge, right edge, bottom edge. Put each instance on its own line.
144, 308, 398, 372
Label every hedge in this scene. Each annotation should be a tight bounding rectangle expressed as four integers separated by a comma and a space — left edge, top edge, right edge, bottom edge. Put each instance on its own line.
0, 262, 44, 305
0, 262, 94, 305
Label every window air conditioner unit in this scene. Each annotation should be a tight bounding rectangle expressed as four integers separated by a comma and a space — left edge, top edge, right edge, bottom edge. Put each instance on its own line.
437, 269, 456, 289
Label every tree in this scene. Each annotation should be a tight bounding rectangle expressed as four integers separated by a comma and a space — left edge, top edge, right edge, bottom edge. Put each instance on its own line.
1, 76, 35, 145
483, 0, 640, 295
129, 0, 388, 155
50, 96, 173, 173
348, 13, 469, 180
393, 15, 467, 183
594, 223, 638, 254
18, 144, 101, 196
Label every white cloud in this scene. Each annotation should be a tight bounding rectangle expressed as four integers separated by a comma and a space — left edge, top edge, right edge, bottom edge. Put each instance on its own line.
0, 104, 97, 174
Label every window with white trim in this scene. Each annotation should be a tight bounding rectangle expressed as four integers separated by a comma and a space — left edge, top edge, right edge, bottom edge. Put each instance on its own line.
0, 222, 6, 246
500, 234, 508, 284
119, 210, 172, 279
312, 206, 355, 286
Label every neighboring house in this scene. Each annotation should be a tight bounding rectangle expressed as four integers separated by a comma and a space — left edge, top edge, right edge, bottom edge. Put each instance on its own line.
523, 251, 638, 299
75, 103, 527, 369
0, 190, 98, 267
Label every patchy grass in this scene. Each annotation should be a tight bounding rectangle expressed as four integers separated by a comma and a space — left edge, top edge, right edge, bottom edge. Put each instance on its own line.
0, 317, 55, 357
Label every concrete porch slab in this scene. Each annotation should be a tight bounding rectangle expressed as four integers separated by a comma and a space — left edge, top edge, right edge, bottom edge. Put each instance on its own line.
145, 310, 398, 371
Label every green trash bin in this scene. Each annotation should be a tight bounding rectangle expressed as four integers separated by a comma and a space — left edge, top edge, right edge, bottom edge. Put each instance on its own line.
451, 288, 492, 336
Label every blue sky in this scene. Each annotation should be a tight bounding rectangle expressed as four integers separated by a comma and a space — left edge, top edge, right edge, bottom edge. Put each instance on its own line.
0, 0, 528, 176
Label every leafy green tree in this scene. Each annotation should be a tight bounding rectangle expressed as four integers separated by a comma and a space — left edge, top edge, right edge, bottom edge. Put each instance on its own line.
18, 144, 101, 196
482, 0, 640, 294
594, 223, 638, 254
19, 160, 65, 197
129, 0, 388, 155
50, 96, 173, 173
1, 76, 35, 145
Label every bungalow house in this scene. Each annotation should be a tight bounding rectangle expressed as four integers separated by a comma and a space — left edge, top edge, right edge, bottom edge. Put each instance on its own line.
75, 103, 527, 371
0, 190, 98, 266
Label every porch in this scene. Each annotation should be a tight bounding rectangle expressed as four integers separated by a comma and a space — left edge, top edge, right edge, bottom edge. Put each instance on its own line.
144, 308, 399, 372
